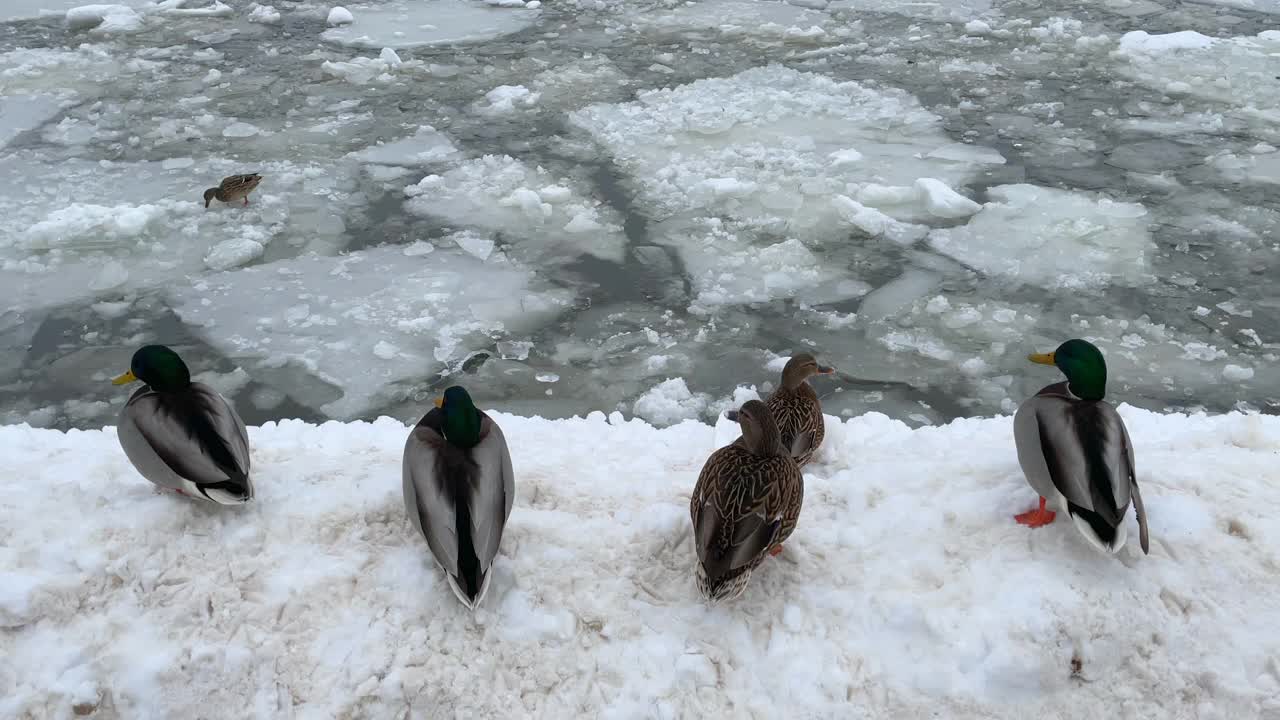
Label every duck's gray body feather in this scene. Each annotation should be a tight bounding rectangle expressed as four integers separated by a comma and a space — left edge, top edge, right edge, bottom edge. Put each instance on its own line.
402, 409, 514, 610
1014, 381, 1149, 554
116, 382, 252, 504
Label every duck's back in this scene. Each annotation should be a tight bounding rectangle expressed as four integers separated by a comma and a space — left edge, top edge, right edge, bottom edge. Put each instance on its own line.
766, 383, 824, 466
117, 383, 251, 501
691, 444, 804, 580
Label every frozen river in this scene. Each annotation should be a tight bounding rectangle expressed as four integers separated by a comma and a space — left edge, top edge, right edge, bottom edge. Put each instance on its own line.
1, 0, 1276, 430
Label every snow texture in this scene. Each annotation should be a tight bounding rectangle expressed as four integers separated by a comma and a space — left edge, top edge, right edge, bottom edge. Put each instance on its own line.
2, 407, 1278, 718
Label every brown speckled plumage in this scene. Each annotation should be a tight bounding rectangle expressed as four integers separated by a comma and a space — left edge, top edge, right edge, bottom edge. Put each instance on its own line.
764, 353, 834, 467
690, 400, 804, 602
204, 173, 263, 208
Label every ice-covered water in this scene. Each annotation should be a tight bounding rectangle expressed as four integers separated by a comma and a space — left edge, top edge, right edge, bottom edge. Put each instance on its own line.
1, 0, 1276, 430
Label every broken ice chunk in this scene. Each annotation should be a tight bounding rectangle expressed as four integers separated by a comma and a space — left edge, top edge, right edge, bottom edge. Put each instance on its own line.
914, 178, 982, 219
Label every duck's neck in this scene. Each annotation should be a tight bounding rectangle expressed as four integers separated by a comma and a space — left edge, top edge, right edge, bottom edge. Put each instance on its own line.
442, 407, 483, 449
742, 416, 785, 457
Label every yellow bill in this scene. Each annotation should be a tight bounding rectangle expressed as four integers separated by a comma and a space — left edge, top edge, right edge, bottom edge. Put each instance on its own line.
433, 397, 444, 408
111, 370, 138, 385
1027, 352, 1055, 365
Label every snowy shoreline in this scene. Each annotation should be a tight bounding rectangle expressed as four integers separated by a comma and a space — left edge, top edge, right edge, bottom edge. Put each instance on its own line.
3, 406, 1278, 718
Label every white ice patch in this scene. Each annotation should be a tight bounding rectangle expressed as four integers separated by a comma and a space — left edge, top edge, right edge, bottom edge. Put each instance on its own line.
633, 0, 834, 42
1113, 31, 1280, 139
247, 4, 281, 23
321, 0, 539, 49
0, 154, 361, 313
65, 4, 143, 33
404, 155, 627, 264
826, 0, 990, 20
661, 218, 872, 310
321, 48, 407, 86
632, 377, 710, 425
349, 125, 459, 167
571, 65, 998, 310
571, 65, 991, 230
0, 95, 69, 150
928, 184, 1153, 289
479, 84, 540, 114
166, 246, 574, 419
327, 5, 354, 25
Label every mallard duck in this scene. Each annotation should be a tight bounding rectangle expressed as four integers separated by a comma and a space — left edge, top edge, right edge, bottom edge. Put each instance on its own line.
111, 344, 253, 504
764, 353, 835, 467
1013, 339, 1149, 555
203, 173, 263, 208
691, 400, 805, 602
403, 385, 515, 610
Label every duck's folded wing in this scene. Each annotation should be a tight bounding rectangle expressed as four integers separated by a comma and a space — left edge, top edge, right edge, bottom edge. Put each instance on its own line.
402, 424, 458, 576
127, 386, 249, 485
468, 417, 514, 572
692, 449, 782, 575
1034, 400, 1131, 526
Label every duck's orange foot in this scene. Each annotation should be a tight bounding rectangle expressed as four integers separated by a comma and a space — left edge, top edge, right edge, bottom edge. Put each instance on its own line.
243, 197, 249, 206
768, 544, 784, 557
1015, 496, 1056, 528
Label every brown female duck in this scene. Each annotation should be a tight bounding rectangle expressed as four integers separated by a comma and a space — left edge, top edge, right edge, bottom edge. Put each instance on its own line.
203, 173, 263, 208
690, 400, 805, 602
764, 353, 834, 467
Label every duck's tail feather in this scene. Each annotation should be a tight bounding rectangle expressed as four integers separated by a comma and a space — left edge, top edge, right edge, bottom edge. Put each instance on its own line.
1068, 502, 1126, 554
198, 475, 253, 505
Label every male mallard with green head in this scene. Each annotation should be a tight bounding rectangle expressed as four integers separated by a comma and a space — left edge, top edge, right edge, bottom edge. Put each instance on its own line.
691, 400, 805, 602
203, 173, 262, 208
112, 345, 253, 504
765, 353, 835, 467
1013, 339, 1150, 555
403, 386, 515, 610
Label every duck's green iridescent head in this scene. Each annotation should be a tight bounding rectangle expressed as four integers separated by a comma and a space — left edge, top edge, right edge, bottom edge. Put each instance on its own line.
1029, 338, 1107, 401
112, 345, 192, 393
434, 385, 482, 448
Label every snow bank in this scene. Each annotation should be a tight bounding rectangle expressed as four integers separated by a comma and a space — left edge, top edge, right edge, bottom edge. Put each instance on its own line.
2, 407, 1277, 718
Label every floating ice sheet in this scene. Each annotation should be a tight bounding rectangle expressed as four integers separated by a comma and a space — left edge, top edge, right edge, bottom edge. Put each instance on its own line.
1113, 31, 1280, 139
166, 246, 575, 419
633, 0, 835, 42
571, 65, 998, 309
349, 125, 460, 167
654, 217, 872, 311
0, 153, 362, 312
0, 0, 150, 22
320, 0, 539, 49
0, 94, 68, 149
928, 184, 1153, 289
571, 65, 995, 230
404, 154, 627, 264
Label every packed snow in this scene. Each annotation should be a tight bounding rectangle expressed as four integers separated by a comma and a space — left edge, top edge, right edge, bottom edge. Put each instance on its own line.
2, 406, 1278, 717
